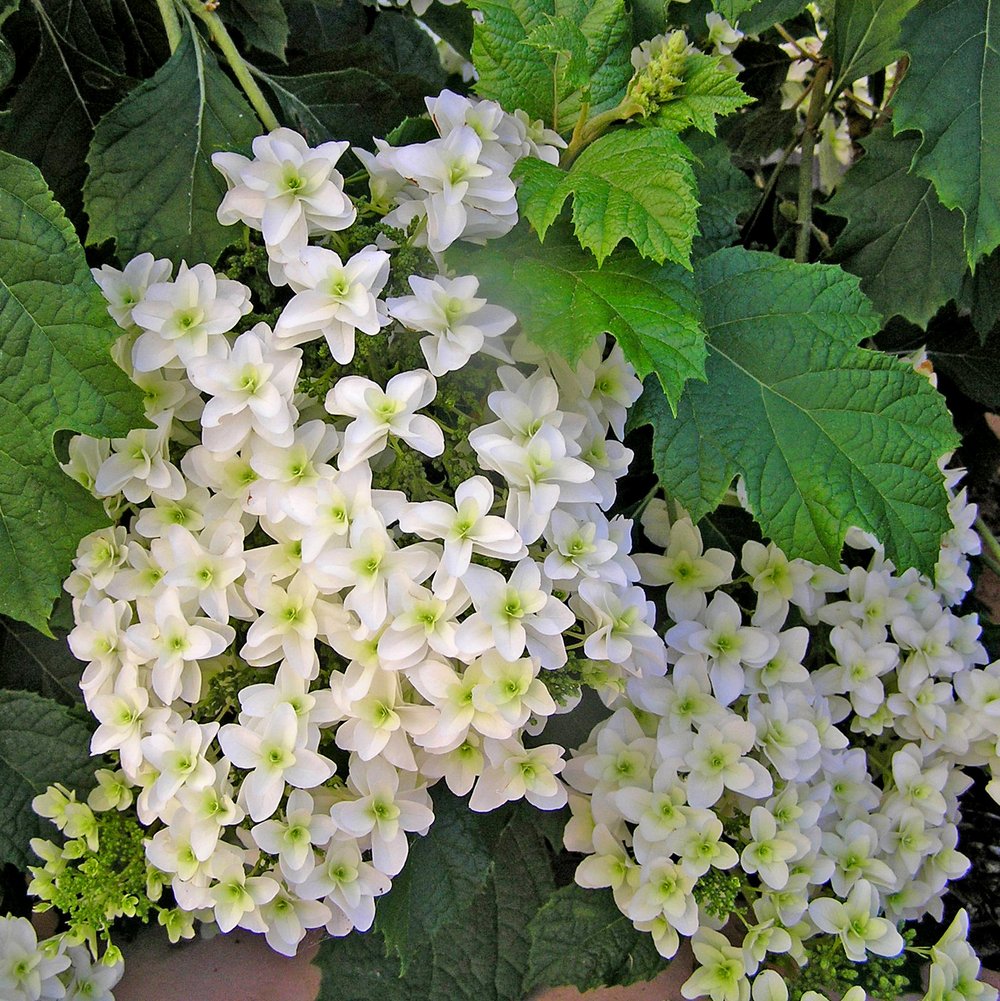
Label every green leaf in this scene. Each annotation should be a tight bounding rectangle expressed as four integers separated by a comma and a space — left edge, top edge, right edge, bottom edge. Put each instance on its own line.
893, 0, 1000, 266
0, 619, 83, 707
419, 2, 476, 60
515, 128, 699, 267
686, 132, 756, 258
219, 0, 289, 59
737, 0, 809, 34
84, 25, 261, 265
648, 52, 753, 136
264, 68, 419, 148
525, 884, 668, 993
465, 224, 706, 410
0, 691, 95, 868
712, 0, 763, 21
928, 326, 1000, 410
525, 14, 591, 88
0, 151, 147, 631
826, 0, 919, 91
825, 128, 966, 327
467, 0, 633, 131
316, 804, 556, 1001
631, 248, 959, 575
957, 246, 1000, 339
376, 789, 496, 973
0, 0, 17, 91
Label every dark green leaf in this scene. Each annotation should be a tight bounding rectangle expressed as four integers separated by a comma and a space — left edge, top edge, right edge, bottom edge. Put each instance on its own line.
285, 0, 368, 54
826, 128, 966, 327
929, 327, 1000, 410
893, 0, 1000, 265
386, 115, 440, 146
0, 691, 95, 868
525, 884, 668, 993
0, 151, 147, 631
738, 0, 809, 34
957, 247, 1000, 340
465, 224, 706, 411
826, 0, 918, 92
0, 620, 83, 707
316, 804, 557, 1001
687, 132, 756, 257
468, 0, 633, 131
631, 248, 959, 575
376, 788, 496, 973
84, 25, 261, 265
515, 128, 699, 266
419, 2, 475, 61
0, 0, 17, 91
265, 67, 419, 148
219, 0, 289, 59
712, 0, 763, 21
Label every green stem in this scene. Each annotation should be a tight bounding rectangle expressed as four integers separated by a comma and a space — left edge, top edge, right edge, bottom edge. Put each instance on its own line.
182, 0, 279, 131
795, 59, 830, 263
976, 516, 1000, 577
560, 98, 642, 168
155, 0, 182, 53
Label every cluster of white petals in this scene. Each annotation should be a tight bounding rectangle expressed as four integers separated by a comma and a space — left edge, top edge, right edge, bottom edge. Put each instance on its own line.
62, 103, 652, 960
356, 89, 564, 252
561, 458, 1000, 999
0, 915, 122, 1001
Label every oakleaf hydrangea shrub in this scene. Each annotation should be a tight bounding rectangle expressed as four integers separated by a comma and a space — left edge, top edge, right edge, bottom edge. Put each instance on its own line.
12, 29, 999, 1001
39, 93, 655, 963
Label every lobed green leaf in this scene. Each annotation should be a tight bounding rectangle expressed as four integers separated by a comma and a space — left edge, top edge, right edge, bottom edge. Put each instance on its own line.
465, 224, 706, 411
631, 248, 959, 575
0, 151, 146, 631
825, 128, 966, 328
0, 691, 95, 868
893, 0, 1000, 266
467, 0, 633, 131
515, 128, 699, 266
84, 25, 261, 265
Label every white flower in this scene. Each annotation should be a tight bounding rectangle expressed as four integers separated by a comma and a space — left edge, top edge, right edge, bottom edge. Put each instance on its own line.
330, 757, 434, 876
130, 262, 251, 372
386, 273, 515, 375
455, 558, 574, 668
296, 835, 390, 932
626, 858, 698, 934
187, 323, 300, 454
208, 845, 280, 933
140, 719, 219, 812
0, 916, 70, 1001
469, 739, 567, 811
251, 789, 335, 883
380, 125, 518, 252
398, 475, 526, 591
681, 928, 750, 1001
275, 245, 390, 363
634, 517, 735, 620
808, 880, 904, 962
219, 703, 335, 822
94, 416, 185, 504
213, 128, 356, 261
92, 252, 172, 330
325, 370, 444, 469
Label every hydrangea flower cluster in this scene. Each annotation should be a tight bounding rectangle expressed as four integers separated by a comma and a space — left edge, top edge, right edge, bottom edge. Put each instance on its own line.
54, 95, 653, 960
0, 914, 122, 1001
561, 464, 1000, 999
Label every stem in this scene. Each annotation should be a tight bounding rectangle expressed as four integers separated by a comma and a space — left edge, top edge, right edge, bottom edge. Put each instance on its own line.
155, 0, 182, 53
795, 59, 830, 263
560, 98, 642, 167
976, 516, 1000, 575
774, 23, 819, 63
182, 0, 279, 131
746, 123, 807, 236
873, 55, 909, 130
